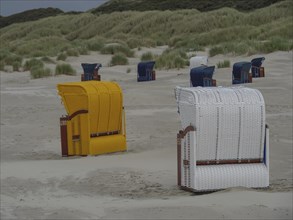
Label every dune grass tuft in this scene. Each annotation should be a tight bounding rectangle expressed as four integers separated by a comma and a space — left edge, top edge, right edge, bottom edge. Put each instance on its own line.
30, 66, 52, 79
23, 58, 44, 71
57, 53, 67, 61
55, 63, 76, 75
101, 44, 134, 57
141, 52, 154, 61
155, 48, 188, 69
110, 53, 129, 66
217, 60, 230, 68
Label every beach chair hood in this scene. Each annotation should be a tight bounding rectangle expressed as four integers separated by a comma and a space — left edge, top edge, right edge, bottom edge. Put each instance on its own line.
190, 65, 215, 87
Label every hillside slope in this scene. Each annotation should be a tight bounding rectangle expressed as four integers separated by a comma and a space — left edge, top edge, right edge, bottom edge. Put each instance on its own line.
0, 0, 292, 59
0, 8, 63, 29
92, 0, 285, 13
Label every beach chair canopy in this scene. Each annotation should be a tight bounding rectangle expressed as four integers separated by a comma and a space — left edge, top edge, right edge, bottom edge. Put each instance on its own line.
175, 86, 269, 191
190, 65, 215, 87
251, 57, 265, 68
57, 81, 126, 156
189, 56, 208, 69
137, 61, 155, 81
81, 63, 102, 81
232, 61, 251, 84
251, 57, 265, 77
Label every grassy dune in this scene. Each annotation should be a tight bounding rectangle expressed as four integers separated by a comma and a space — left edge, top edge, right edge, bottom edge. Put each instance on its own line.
0, 0, 292, 69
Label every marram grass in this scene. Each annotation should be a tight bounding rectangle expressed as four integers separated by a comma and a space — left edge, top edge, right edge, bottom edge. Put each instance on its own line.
0, 0, 292, 69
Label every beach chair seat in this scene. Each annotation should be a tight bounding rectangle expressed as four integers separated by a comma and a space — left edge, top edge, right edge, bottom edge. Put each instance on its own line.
57, 81, 127, 156
175, 86, 269, 191
251, 57, 265, 77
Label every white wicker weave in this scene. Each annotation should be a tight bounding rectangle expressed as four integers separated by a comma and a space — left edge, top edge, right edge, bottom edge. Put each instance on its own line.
176, 86, 269, 191
189, 56, 208, 69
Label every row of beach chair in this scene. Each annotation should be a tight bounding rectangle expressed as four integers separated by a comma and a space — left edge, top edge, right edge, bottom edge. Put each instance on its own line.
57, 56, 269, 193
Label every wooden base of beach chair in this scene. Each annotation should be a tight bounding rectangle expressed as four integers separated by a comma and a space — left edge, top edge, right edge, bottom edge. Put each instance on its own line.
259, 67, 265, 77
212, 79, 216, 86
248, 73, 253, 83
81, 73, 101, 81
152, 70, 156, 80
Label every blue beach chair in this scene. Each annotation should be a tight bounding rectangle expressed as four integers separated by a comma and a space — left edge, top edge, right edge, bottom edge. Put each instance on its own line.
81, 63, 102, 81
137, 61, 156, 82
251, 57, 265, 77
232, 62, 252, 84
190, 65, 216, 87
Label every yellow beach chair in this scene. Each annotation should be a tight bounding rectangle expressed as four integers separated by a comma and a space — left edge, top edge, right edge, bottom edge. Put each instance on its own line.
57, 81, 127, 156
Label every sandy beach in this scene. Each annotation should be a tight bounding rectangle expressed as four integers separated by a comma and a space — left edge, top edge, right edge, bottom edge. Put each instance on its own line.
1, 48, 292, 219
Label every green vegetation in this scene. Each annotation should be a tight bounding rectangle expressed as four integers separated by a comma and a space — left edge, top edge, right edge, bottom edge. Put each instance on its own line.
65, 48, 79, 57
12, 61, 21, 71
0, 1, 292, 69
55, 63, 76, 75
110, 53, 129, 66
0, 61, 4, 71
57, 53, 67, 61
155, 49, 188, 69
93, 0, 284, 13
30, 66, 52, 79
217, 60, 231, 68
41, 56, 56, 64
126, 67, 131, 73
141, 52, 154, 61
101, 44, 134, 57
0, 7, 63, 28
23, 58, 44, 71
0, 51, 23, 67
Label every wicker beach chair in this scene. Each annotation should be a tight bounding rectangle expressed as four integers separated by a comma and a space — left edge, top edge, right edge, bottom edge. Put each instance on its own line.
81, 63, 102, 81
190, 66, 216, 87
57, 81, 127, 156
251, 57, 265, 77
189, 56, 208, 69
175, 86, 269, 191
137, 61, 156, 82
232, 62, 252, 84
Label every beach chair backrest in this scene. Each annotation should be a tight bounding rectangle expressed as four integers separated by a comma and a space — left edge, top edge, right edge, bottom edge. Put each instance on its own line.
176, 87, 265, 162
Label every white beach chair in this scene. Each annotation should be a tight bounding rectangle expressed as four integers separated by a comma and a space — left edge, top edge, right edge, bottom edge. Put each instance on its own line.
189, 56, 208, 69
175, 86, 269, 191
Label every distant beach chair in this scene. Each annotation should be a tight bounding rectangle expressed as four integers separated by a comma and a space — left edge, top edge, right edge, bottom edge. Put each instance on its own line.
189, 56, 208, 69
251, 57, 265, 77
190, 65, 216, 87
137, 61, 156, 82
81, 63, 102, 81
232, 61, 252, 84
175, 86, 269, 192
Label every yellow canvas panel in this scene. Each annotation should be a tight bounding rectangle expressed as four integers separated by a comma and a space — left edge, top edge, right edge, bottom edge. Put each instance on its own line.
90, 134, 126, 155
57, 81, 126, 156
